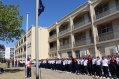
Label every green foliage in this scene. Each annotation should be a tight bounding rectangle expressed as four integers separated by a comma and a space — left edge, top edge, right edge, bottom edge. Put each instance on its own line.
0, 1, 25, 43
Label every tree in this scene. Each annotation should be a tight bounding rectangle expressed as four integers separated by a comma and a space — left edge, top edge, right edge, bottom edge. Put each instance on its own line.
0, 1, 25, 43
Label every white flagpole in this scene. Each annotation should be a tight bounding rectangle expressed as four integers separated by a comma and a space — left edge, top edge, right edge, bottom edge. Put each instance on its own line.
25, 12, 29, 77
35, 0, 39, 79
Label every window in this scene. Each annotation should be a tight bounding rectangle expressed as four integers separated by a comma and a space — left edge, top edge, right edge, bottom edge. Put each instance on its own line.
95, 3, 109, 15
50, 42, 56, 48
75, 51, 80, 58
50, 30, 56, 36
68, 52, 72, 58
24, 36, 26, 42
59, 23, 69, 32
98, 23, 113, 35
24, 46, 26, 51
21, 39, 23, 44
74, 15, 84, 25
49, 54, 51, 57
52, 54, 54, 57
75, 32, 86, 41
60, 38, 69, 45
55, 54, 57, 57
28, 31, 31, 37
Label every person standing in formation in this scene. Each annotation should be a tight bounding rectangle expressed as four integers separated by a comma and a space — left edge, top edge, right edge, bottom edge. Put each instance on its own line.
92, 57, 96, 77
39, 55, 119, 79
83, 58, 88, 75
87, 56, 92, 76
101, 56, 109, 79
95, 56, 102, 78
26, 58, 32, 78
110, 56, 117, 79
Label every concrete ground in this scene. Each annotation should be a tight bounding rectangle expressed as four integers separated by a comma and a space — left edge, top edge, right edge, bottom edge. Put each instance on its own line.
33, 68, 94, 79
0, 67, 96, 79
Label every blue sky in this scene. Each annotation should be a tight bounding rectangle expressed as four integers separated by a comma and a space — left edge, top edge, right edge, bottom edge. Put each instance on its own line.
0, 0, 88, 47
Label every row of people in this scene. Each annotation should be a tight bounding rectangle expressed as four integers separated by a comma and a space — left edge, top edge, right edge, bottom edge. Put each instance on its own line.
39, 55, 119, 79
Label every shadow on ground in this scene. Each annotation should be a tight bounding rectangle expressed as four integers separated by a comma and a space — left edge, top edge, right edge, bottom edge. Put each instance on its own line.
4, 68, 24, 73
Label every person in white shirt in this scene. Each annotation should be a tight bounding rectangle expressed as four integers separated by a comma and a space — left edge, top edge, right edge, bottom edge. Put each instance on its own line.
80, 58, 84, 74
77, 58, 81, 74
83, 58, 88, 75
101, 56, 109, 78
95, 56, 102, 78
92, 57, 96, 77
63, 59, 66, 71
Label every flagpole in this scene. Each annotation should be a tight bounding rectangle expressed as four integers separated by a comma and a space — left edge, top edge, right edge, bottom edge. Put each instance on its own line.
25, 12, 29, 77
35, 0, 39, 79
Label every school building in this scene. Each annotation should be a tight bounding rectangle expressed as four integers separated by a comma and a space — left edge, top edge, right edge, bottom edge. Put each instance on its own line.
14, 0, 119, 60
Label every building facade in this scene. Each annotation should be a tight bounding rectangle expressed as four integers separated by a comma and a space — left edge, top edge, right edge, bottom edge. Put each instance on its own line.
10, 47, 14, 59
14, 26, 49, 60
48, 0, 119, 59
0, 45, 14, 59
15, 0, 119, 60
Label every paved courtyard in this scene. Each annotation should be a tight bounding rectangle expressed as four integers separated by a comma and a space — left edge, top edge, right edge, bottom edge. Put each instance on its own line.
33, 68, 93, 79
0, 67, 95, 79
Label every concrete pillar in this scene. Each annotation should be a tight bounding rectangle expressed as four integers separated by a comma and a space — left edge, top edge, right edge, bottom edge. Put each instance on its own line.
56, 22, 60, 58
89, 1, 99, 57
69, 17, 75, 58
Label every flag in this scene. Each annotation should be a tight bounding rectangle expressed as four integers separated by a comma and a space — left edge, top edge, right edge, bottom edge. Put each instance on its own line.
38, 0, 45, 16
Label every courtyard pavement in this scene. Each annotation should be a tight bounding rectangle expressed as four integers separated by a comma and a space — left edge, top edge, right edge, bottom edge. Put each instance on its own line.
0, 67, 97, 79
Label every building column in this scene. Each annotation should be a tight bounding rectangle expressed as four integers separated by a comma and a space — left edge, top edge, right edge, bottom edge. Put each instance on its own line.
56, 22, 60, 58
69, 17, 75, 58
89, 1, 99, 57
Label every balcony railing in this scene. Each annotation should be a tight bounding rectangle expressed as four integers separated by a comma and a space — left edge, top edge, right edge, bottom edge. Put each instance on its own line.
75, 40, 86, 46
50, 47, 57, 51
49, 34, 57, 39
59, 28, 70, 36
96, 4, 119, 19
97, 32, 114, 42
74, 21, 85, 29
60, 43, 71, 50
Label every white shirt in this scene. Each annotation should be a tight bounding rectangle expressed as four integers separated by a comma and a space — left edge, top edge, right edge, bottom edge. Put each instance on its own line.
96, 59, 101, 65
68, 60, 71, 64
92, 59, 96, 65
102, 59, 108, 66
63, 60, 66, 65
83, 60, 88, 66
116, 58, 119, 64
58, 60, 61, 64
65, 60, 68, 65
26, 61, 30, 67
81, 59, 84, 65
77, 59, 81, 65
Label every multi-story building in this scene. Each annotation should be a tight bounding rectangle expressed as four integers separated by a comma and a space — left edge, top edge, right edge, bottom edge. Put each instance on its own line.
48, 0, 119, 59
14, 26, 49, 60
0, 45, 14, 59
10, 47, 14, 59
15, 0, 119, 60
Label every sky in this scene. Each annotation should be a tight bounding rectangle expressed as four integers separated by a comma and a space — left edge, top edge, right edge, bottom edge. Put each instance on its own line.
0, 0, 88, 47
